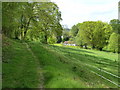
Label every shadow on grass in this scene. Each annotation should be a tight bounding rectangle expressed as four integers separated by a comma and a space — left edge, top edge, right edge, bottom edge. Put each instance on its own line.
29, 43, 118, 88
50, 45, 95, 54
50, 45, 118, 68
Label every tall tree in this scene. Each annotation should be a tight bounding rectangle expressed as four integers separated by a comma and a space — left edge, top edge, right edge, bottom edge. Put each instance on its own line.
70, 24, 80, 37
108, 19, 120, 53
108, 33, 120, 53
62, 28, 70, 42
76, 21, 112, 50
109, 19, 120, 34
2, 2, 63, 44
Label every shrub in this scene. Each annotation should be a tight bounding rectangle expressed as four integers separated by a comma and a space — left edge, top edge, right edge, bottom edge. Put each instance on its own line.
108, 33, 120, 53
47, 36, 57, 44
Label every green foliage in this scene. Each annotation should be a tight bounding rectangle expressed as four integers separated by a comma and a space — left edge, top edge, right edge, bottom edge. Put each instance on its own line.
47, 36, 57, 44
2, 2, 21, 38
70, 24, 80, 37
76, 21, 112, 50
2, 2, 63, 43
109, 19, 120, 34
93, 21, 112, 50
75, 35, 85, 47
62, 28, 70, 42
69, 23, 80, 43
108, 33, 120, 53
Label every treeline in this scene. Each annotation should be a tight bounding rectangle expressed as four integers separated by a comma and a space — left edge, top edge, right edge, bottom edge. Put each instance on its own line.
2, 2, 120, 53
68, 20, 120, 53
2, 2, 63, 44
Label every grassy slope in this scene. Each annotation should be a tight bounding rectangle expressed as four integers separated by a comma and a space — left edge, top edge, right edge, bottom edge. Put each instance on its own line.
28, 42, 118, 88
53, 44, 118, 74
2, 37, 118, 88
52, 44, 119, 85
2, 36, 41, 88
52, 44, 119, 86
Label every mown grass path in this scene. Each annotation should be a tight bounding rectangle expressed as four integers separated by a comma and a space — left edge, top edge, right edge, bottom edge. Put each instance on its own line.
2, 37, 43, 88
24, 43, 44, 88
2, 37, 119, 88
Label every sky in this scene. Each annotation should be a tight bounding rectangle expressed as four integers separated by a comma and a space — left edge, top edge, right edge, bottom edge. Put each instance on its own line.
51, 0, 120, 28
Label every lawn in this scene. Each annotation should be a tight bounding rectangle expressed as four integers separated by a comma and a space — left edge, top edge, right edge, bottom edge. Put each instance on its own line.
28, 42, 119, 88
2, 36, 42, 88
2, 38, 119, 88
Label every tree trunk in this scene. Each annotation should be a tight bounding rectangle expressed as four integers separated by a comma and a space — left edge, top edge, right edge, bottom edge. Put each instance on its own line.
92, 45, 95, 49
57, 36, 62, 43
23, 17, 32, 40
85, 45, 87, 49
44, 35, 47, 44
14, 29, 19, 40
99, 48, 102, 51
80, 45, 83, 48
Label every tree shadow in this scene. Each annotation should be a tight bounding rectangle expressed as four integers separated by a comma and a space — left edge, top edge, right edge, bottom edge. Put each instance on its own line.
50, 45, 95, 54
49, 45, 118, 68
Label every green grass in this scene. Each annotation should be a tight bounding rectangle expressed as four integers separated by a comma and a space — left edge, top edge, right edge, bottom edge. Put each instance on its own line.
52, 44, 118, 75
2, 36, 41, 88
3, 37, 119, 88
28, 43, 119, 88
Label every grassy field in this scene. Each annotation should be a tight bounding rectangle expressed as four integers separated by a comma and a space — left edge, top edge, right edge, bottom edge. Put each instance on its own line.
2, 37, 119, 88
28, 43, 119, 88
2, 36, 42, 88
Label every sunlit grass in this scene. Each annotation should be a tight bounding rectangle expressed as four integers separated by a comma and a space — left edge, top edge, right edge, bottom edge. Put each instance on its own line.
2, 37, 41, 88
28, 42, 118, 88
2, 38, 119, 88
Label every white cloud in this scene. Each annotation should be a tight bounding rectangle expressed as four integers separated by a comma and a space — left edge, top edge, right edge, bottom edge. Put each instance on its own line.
51, 0, 119, 28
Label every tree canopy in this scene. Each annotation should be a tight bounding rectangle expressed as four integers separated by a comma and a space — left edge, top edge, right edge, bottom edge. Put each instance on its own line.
109, 19, 120, 34
108, 19, 120, 53
108, 33, 120, 53
2, 2, 120, 53
2, 2, 63, 43
73, 21, 112, 50
70, 23, 80, 37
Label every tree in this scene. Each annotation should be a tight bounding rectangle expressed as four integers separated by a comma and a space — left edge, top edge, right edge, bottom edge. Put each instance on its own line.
109, 19, 120, 34
47, 35, 57, 44
70, 24, 80, 37
75, 34, 87, 47
93, 21, 112, 50
62, 28, 70, 42
108, 19, 120, 53
2, 2, 21, 38
76, 21, 112, 50
2, 2, 63, 44
69, 23, 80, 42
108, 33, 120, 53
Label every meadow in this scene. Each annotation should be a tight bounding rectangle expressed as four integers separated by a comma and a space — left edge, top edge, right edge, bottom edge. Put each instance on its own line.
2, 37, 119, 88
2, 1, 120, 89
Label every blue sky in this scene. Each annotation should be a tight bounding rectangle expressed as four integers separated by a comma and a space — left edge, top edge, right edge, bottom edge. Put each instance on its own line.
51, 0, 119, 28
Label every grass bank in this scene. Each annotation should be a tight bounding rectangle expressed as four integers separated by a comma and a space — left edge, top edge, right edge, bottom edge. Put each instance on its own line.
2, 37, 119, 88
2, 36, 41, 88
28, 42, 119, 88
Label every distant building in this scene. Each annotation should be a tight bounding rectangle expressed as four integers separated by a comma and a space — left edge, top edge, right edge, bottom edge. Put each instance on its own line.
63, 41, 76, 46
118, 1, 120, 20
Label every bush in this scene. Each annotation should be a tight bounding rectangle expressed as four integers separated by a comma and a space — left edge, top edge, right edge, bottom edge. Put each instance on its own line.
108, 33, 120, 53
47, 36, 57, 44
